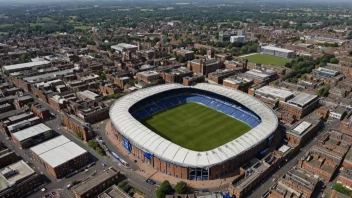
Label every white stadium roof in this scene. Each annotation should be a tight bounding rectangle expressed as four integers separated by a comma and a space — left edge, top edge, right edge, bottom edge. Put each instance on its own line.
109, 83, 278, 168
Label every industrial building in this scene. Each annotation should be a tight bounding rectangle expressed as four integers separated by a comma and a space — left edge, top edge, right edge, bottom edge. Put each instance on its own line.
11, 123, 53, 149
261, 46, 296, 58
30, 135, 89, 179
2, 60, 51, 74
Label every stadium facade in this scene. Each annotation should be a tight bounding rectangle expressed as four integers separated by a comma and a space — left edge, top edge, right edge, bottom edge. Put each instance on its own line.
109, 83, 278, 180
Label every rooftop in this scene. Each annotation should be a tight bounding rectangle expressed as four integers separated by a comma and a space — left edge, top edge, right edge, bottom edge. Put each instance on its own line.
97, 184, 131, 198
31, 135, 87, 168
261, 46, 294, 53
0, 160, 35, 192
23, 69, 75, 83
287, 92, 318, 108
2, 61, 50, 72
73, 168, 119, 195
255, 86, 294, 101
11, 123, 51, 142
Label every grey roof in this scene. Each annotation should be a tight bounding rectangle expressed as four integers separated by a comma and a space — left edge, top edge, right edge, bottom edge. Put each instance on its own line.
109, 83, 278, 168
12, 123, 51, 142
288, 92, 318, 107
3, 61, 50, 72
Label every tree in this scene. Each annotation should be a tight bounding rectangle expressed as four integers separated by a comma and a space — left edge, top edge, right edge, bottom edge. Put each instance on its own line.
175, 181, 187, 194
330, 58, 338, 64
156, 180, 172, 198
19, 54, 30, 63
71, 180, 78, 185
88, 140, 99, 149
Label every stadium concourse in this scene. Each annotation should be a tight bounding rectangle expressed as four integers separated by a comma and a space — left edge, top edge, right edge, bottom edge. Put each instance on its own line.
109, 83, 278, 181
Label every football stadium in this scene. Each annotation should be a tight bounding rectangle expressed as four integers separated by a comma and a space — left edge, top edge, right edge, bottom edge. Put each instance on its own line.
109, 83, 278, 180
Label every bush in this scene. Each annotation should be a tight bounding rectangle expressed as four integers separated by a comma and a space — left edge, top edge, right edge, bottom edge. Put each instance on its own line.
175, 181, 187, 194
71, 180, 78, 185
88, 140, 99, 149
118, 180, 128, 188
121, 184, 132, 192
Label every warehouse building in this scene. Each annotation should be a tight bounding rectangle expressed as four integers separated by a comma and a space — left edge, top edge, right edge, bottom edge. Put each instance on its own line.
30, 135, 89, 179
11, 123, 53, 149
2, 60, 51, 74
261, 46, 296, 58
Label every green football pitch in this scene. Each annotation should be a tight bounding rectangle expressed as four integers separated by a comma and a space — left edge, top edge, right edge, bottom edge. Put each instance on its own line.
140, 102, 251, 151
244, 53, 292, 66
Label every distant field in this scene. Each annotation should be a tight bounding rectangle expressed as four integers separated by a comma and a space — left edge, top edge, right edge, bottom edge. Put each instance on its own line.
140, 103, 251, 151
244, 53, 292, 66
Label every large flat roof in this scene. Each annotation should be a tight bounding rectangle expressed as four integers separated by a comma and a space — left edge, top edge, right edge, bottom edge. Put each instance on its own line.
110, 83, 278, 168
0, 160, 35, 191
288, 92, 318, 107
23, 68, 75, 83
261, 46, 294, 53
255, 86, 294, 100
3, 60, 50, 72
31, 136, 87, 168
11, 123, 51, 142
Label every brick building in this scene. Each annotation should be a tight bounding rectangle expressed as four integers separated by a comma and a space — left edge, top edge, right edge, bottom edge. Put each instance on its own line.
342, 149, 352, 168
182, 74, 205, 86
173, 49, 195, 61
266, 167, 318, 198
62, 114, 93, 141
72, 168, 121, 198
30, 135, 89, 179
0, 147, 20, 169
279, 92, 320, 119
162, 67, 193, 84
11, 123, 53, 149
337, 168, 352, 189
286, 114, 323, 147
136, 71, 161, 83
229, 152, 282, 198
31, 103, 50, 120
187, 59, 223, 76
254, 86, 294, 109
223, 75, 253, 93
207, 69, 240, 84
14, 95, 33, 109
0, 160, 46, 198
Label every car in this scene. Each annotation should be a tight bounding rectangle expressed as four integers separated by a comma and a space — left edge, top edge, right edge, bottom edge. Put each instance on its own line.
67, 184, 72, 189
5, 137, 10, 140
101, 162, 106, 167
41, 188, 46, 192
146, 179, 156, 185
202, 189, 209, 193
84, 168, 89, 172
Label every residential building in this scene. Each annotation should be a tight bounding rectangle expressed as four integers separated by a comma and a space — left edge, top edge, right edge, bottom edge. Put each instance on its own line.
329, 106, 347, 120
254, 86, 294, 109
207, 69, 240, 84
230, 36, 246, 44
279, 92, 320, 119
136, 71, 160, 83
173, 49, 195, 60
97, 185, 131, 198
267, 167, 318, 198
187, 59, 223, 76
72, 168, 121, 198
223, 75, 253, 93
183, 73, 205, 86
162, 67, 193, 84
0, 160, 45, 198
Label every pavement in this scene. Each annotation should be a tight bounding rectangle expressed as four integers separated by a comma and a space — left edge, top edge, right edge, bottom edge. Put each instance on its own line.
247, 119, 340, 198
10, 90, 157, 198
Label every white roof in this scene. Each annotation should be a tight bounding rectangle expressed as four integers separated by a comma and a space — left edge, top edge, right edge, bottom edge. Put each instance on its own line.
261, 46, 294, 53
293, 121, 312, 135
12, 123, 51, 142
32, 137, 87, 168
256, 86, 294, 100
109, 83, 278, 168
3, 60, 50, 72
30, 135, 70, 155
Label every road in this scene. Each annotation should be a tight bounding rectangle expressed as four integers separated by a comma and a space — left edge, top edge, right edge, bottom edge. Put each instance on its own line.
12, 91, 157, 198
247, 119, 340, 198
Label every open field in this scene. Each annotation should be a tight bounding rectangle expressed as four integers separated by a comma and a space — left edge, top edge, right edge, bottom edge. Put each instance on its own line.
244, 53, 292, 66
140, 102, 251, 151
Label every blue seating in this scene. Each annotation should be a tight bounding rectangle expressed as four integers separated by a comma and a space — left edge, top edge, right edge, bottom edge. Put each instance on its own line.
130, 92, 261, 127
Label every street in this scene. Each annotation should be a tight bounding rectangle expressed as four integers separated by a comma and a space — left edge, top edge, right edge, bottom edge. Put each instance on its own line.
247, 119, 340, 198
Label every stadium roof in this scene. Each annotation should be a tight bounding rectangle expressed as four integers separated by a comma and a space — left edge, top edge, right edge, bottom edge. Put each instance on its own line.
110, 83, 278, 168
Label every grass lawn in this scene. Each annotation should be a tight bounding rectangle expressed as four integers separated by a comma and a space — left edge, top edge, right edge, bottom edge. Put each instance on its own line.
140, 102, 251, 151
245, 53, 292, 66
